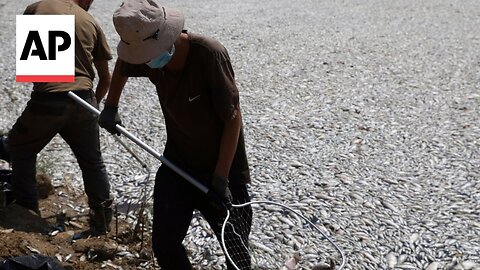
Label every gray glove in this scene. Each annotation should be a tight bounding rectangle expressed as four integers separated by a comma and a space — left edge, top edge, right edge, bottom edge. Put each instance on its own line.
210, 174, 233, 209
98, 104, 122, 135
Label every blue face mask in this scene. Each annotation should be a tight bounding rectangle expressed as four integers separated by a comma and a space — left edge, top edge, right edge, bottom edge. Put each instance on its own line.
146, 45, 176, 69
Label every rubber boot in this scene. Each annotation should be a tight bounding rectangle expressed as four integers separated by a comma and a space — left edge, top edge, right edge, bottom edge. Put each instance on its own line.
73, 199, 113, 240
89, 199, 113, 234
0, 170, 13, 208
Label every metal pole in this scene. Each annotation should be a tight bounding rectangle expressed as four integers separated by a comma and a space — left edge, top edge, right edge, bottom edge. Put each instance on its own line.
68, 91, 209, 194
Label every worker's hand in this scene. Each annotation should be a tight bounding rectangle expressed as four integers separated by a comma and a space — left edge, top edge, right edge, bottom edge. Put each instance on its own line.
98, 104, 122, 135
210, 173, 233, 210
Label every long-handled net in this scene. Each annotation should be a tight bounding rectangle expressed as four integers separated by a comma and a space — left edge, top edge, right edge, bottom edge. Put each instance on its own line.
69, 92, 346, 270
221, 200, 345, 270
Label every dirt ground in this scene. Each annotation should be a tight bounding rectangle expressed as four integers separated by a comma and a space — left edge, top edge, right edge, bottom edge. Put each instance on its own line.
0, 172, 155, 270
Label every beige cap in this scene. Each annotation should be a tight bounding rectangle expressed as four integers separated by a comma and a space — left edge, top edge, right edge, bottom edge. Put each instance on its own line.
113, 0, 185, 64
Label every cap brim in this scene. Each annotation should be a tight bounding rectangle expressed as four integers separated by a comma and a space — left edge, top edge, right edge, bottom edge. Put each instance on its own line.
117, 8, 185, 64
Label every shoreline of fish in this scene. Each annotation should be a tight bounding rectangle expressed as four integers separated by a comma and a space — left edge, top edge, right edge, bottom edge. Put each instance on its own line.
1, 0, 480, 269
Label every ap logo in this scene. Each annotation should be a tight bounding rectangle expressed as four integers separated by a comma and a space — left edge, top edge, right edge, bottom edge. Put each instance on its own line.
16, 15, 75, 82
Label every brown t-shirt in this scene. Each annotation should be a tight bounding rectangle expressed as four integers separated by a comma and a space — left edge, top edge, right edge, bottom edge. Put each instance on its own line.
121, 33, 250, 185
23, 0, 112, 92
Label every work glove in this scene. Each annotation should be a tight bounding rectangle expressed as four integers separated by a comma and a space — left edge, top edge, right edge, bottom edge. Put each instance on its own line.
208, 173, 233, 211
99, 104, 122, 135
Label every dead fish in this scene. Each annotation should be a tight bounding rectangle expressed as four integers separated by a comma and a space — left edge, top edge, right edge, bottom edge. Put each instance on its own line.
386, 252, 397, 268
312, 258, 335, 270
280, 252, 301, 270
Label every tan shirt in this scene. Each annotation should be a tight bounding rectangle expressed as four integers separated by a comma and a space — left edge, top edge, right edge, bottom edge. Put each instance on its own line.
24, 0, 112, 92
